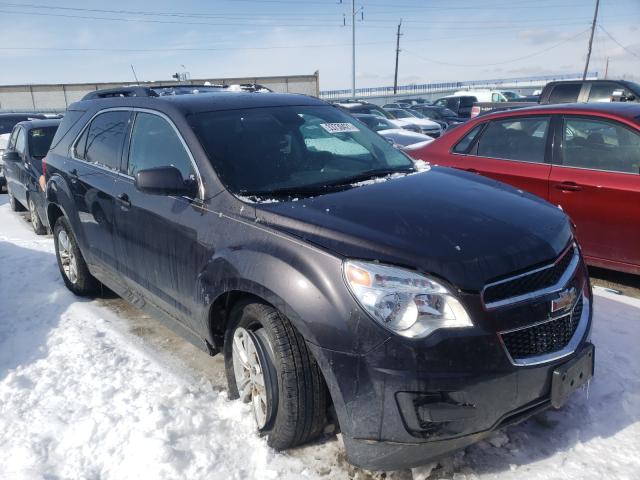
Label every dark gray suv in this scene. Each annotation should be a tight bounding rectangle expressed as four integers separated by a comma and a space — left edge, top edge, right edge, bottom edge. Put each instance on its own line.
43, 87, 594, 470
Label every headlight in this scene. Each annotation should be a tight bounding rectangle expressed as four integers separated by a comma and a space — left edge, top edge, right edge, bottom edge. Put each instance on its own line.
343, 261, 473, 338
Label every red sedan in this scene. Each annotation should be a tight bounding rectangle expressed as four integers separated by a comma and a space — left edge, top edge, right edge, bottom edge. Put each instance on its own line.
412, 103, 640, 275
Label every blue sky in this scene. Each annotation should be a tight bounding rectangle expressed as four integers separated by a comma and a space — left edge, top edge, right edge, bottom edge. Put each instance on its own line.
0, 0, 638, 90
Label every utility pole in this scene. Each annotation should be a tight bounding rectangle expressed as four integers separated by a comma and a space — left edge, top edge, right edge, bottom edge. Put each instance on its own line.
604, 56, 609, 79
351, 0, 356, 98
130, 64, 139, 84
393, 20, 402, 95
583, 0, 600, 80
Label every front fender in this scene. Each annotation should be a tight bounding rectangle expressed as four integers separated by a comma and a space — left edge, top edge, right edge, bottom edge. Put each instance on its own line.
197, 238, 390, 355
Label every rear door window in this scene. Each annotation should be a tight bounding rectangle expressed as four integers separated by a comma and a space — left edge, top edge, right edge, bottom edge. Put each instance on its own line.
476, 116, 550, 162
82, 111, 130, 170
548, 84, 581, 103
562, 117, 640, 174
587, 82, 625, 103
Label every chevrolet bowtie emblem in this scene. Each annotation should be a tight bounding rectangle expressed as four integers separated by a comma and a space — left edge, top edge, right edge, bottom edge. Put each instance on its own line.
551, 287, 578, 313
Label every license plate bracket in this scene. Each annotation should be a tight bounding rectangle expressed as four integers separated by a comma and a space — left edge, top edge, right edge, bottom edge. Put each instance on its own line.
551, 343, 595, 409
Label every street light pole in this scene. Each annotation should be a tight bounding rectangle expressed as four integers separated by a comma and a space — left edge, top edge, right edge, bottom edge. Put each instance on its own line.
351, 0, 356, 98
393, 20, 402, 95
583, 0, 600, 80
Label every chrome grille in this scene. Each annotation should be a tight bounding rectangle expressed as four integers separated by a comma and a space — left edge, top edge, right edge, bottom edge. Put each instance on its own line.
483, 245, 576, 308
501, 296, 583, 360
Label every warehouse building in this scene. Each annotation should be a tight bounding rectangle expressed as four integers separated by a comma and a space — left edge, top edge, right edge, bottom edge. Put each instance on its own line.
0, 72, 320, 112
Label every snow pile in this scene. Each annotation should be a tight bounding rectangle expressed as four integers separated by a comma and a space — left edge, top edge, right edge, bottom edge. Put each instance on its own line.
412, 159, 431, 172
0, 198, 639, 480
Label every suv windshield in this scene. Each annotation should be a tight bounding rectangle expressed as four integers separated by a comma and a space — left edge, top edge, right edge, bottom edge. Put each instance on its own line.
388, 109, 414, 119
189, 105, 414, 197
407, 110, 429, 119
28, 126, 58, 158
355, 115, 396, 131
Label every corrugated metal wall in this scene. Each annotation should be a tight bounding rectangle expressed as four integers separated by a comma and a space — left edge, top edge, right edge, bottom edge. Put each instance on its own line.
0, 72, 320, 112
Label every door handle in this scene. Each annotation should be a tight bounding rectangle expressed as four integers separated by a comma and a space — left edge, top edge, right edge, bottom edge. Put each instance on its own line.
555, 181, 582, 192
116, 193, 131, 208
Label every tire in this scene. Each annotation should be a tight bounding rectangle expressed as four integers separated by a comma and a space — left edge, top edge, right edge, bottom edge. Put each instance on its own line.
53, 216, 99, 296
28, 197, 47, 235
8, 189, 25, 212
224, 301, 327, 450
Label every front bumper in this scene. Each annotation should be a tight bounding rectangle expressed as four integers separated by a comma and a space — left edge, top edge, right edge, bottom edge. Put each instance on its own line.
309, 259, 593, 470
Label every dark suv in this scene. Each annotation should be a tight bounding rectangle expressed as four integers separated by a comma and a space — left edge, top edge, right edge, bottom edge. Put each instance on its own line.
433, 95, 478, 118
44, 87, 594, 471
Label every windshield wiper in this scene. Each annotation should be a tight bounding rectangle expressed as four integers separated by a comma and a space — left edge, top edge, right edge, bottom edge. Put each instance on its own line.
241, 167, 415, 200
240, 184, 340, 199
323, 167, 415, 187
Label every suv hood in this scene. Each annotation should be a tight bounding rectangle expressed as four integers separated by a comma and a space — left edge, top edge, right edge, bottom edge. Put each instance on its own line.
254, 167, 572, 292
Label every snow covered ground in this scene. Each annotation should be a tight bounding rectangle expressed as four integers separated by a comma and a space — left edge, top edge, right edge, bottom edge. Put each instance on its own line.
0, 196, 639, 480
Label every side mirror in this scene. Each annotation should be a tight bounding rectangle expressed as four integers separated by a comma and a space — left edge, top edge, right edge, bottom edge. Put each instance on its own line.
134, 166, 196, 197
2, 151, 20, 163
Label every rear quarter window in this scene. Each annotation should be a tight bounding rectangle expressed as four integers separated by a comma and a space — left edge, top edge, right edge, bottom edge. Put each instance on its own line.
50, 110, 87, 150
452, 124, 484, 153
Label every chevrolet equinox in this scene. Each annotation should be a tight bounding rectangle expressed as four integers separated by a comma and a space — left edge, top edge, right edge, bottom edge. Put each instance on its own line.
43, 87, 594, 470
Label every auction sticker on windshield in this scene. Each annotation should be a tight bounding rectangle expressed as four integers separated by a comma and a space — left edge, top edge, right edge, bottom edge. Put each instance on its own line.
320, 123, 360, 134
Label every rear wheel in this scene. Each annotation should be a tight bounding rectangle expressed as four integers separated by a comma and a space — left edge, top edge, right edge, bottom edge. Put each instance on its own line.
224, 301, 327, 450
53, 216, 99, 296
28, 197, 47, 235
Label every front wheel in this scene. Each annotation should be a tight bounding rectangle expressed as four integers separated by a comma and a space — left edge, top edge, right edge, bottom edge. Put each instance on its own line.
224, 301, 327, 450
53, 216, 99, 296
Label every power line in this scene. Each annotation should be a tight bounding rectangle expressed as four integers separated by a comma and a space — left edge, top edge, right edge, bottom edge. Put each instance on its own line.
0, 28, 586, 56
0, 9, 347, 28
403, 28, 590, 67
598, 24, 640, 59
0, 8, 593, 33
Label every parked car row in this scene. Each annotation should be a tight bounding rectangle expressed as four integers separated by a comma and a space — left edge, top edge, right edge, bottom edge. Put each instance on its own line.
3, 118, 61, 234
412, 102, 640, 275
2, 85, 596, 471
0, 113, 56, 190
470, 79, 640, 118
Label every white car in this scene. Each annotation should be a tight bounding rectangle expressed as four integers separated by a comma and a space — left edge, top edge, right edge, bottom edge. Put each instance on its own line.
383, 108, 443, 138
334, 101, 432, 135
354, 114, 434, 151
0, 132, 11, 190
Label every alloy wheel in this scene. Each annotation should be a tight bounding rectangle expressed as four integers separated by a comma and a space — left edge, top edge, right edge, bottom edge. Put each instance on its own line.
57, 230, 78, 284
232, 327, 270, 429
29, 199, 39, 228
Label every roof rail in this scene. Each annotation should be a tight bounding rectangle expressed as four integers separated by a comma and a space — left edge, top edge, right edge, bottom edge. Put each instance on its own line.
82, 86, 159, 100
